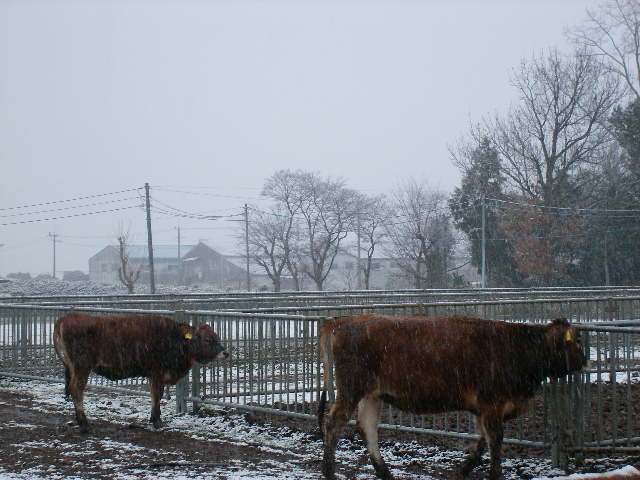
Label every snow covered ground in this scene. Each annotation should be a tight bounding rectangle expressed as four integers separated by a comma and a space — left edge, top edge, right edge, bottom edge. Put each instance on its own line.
0, 379, 638, 480
0, 279, 220, 298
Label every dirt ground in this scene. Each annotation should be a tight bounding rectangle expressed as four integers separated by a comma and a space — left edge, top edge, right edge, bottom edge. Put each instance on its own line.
1, 386, 639, 480
0, 389, 325, 480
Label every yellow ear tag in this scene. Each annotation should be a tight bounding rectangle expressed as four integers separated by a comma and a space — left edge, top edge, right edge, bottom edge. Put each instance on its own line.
184, 332, 193, 340
564, 330, 573, 342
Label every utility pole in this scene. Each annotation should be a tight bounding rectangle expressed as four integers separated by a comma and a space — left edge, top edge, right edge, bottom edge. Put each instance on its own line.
356, 212, 362, 290
145, 183, 156, 293
177, 226, 181, 260
481, 197, 486, 289
244, 203, 251, 292
48, 233, 59, 279
176, 225, 182, 285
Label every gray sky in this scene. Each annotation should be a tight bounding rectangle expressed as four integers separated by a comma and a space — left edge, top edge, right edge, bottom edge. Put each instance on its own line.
0, 0, 602, 276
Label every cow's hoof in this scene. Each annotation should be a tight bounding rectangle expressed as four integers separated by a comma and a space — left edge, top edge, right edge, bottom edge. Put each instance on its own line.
488, 467, 503, 480
321, 462, 336, 480
460, 458, 481, 476
373, 463, 393, 479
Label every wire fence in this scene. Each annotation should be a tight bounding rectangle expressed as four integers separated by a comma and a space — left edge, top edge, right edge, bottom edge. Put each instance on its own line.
0, 294, 639, 468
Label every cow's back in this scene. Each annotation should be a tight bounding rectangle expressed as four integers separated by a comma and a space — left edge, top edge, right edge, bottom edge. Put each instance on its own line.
322, 315, 548, 414
55, 312, 183, 380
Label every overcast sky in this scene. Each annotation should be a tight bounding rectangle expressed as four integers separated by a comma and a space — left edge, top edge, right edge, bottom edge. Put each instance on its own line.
0, 0, 602, 277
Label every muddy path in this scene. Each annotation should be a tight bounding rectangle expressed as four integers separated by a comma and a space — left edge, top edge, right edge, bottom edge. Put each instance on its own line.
0, 389, 323, 479
0, 383, 639, 480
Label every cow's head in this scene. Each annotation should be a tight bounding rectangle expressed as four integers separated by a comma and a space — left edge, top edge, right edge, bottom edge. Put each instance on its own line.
545, 318, 586, 378
190, 324, 229, 363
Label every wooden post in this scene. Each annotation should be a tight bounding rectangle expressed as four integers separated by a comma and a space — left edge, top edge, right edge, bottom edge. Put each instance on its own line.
175, 308, 187, 414
244, 203, 251, 292
145, 183, 156, 293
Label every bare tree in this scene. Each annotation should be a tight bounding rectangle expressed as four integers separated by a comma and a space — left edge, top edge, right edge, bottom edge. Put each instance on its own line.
384, 181, 455, 289
569, 0, 640, 99
479, 48, 619, 206
246, 206, 295, 292
117, 228, 140, 294
297, 172, 358, 290
355, 193, 390, 289
262, 170, 305, 290
263, 170, 357, 290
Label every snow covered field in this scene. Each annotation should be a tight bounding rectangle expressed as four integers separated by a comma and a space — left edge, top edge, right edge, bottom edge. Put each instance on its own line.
0, 379, 638, 480
0, 279, 220, 298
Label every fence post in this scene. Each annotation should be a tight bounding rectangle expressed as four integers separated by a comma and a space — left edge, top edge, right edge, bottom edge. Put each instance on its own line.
175, 308, 188, 415
191, 313, 202, 414
549, 378, 571, 470
572, 371, 585, 467
20, 310, 29, 365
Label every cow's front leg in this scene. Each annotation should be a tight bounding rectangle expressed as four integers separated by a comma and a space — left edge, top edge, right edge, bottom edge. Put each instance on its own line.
460, 415, 487, 477
460, 436, 486, 477
485, 415, 505, 480
149, 377, 164, 429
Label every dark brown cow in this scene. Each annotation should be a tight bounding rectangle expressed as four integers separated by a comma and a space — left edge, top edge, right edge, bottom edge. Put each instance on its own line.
54, 312, 228, 432
318, 315, 586, 480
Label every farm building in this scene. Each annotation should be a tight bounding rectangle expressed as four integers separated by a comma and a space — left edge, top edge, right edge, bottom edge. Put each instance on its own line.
89, 242, 244, 289
89, 244, 190, 285
181, 242, 245, 289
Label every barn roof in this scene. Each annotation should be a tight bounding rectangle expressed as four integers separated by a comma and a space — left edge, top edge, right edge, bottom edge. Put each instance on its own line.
126, 245, 195, 260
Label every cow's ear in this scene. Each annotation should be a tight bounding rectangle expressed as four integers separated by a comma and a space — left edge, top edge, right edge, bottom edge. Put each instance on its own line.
180, 325, 194, 340
564, 329, 575, 343
197, 325, 212, 337
551, 318, 569, 327
547, 318, 575, 343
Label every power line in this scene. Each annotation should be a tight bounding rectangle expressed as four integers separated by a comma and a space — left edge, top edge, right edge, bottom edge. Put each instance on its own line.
0, 205, 142, 226
152, 186, 261, 201
487, 196, 640, 215
0, 196, 142, 219
151, 198, 227, 220
0, 187, 143, 212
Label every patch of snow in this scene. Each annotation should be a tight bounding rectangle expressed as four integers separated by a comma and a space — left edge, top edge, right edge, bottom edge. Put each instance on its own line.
0, 279, 222, 298
534, 465, 640, 479
1, 379, 638, 480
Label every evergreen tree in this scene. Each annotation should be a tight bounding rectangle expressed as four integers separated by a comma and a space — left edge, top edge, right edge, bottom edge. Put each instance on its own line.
449, 138, 522, 286
610, 98, 640, 183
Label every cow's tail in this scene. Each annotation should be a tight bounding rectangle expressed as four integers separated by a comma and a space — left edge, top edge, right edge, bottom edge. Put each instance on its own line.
317, 390, 327, 438
53, 315, 71, 400
317, 319, 335, 438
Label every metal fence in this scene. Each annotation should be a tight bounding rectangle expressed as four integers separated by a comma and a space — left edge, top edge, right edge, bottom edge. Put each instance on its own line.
4, 286, 640, 311
0, 296, 639, 467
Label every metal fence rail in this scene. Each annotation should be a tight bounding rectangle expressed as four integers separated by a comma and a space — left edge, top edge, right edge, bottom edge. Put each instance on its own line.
226, 296, 640, 325
4, 286, 640, 310
7, 291, 640, 322
0, 297, 639, 468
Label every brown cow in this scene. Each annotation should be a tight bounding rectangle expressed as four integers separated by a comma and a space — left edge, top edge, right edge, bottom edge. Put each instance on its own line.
54, 312, 228, 432
318, 315, 586, 480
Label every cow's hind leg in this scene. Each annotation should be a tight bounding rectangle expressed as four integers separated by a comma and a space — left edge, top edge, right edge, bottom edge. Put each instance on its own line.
149, 377, 164, 429
68, 368, 90, 433
64, 366, 71, 401
322, 393, 358, 480
358, 395, 392, 480
460, 415, 487, 477
484, 414, 505, 480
